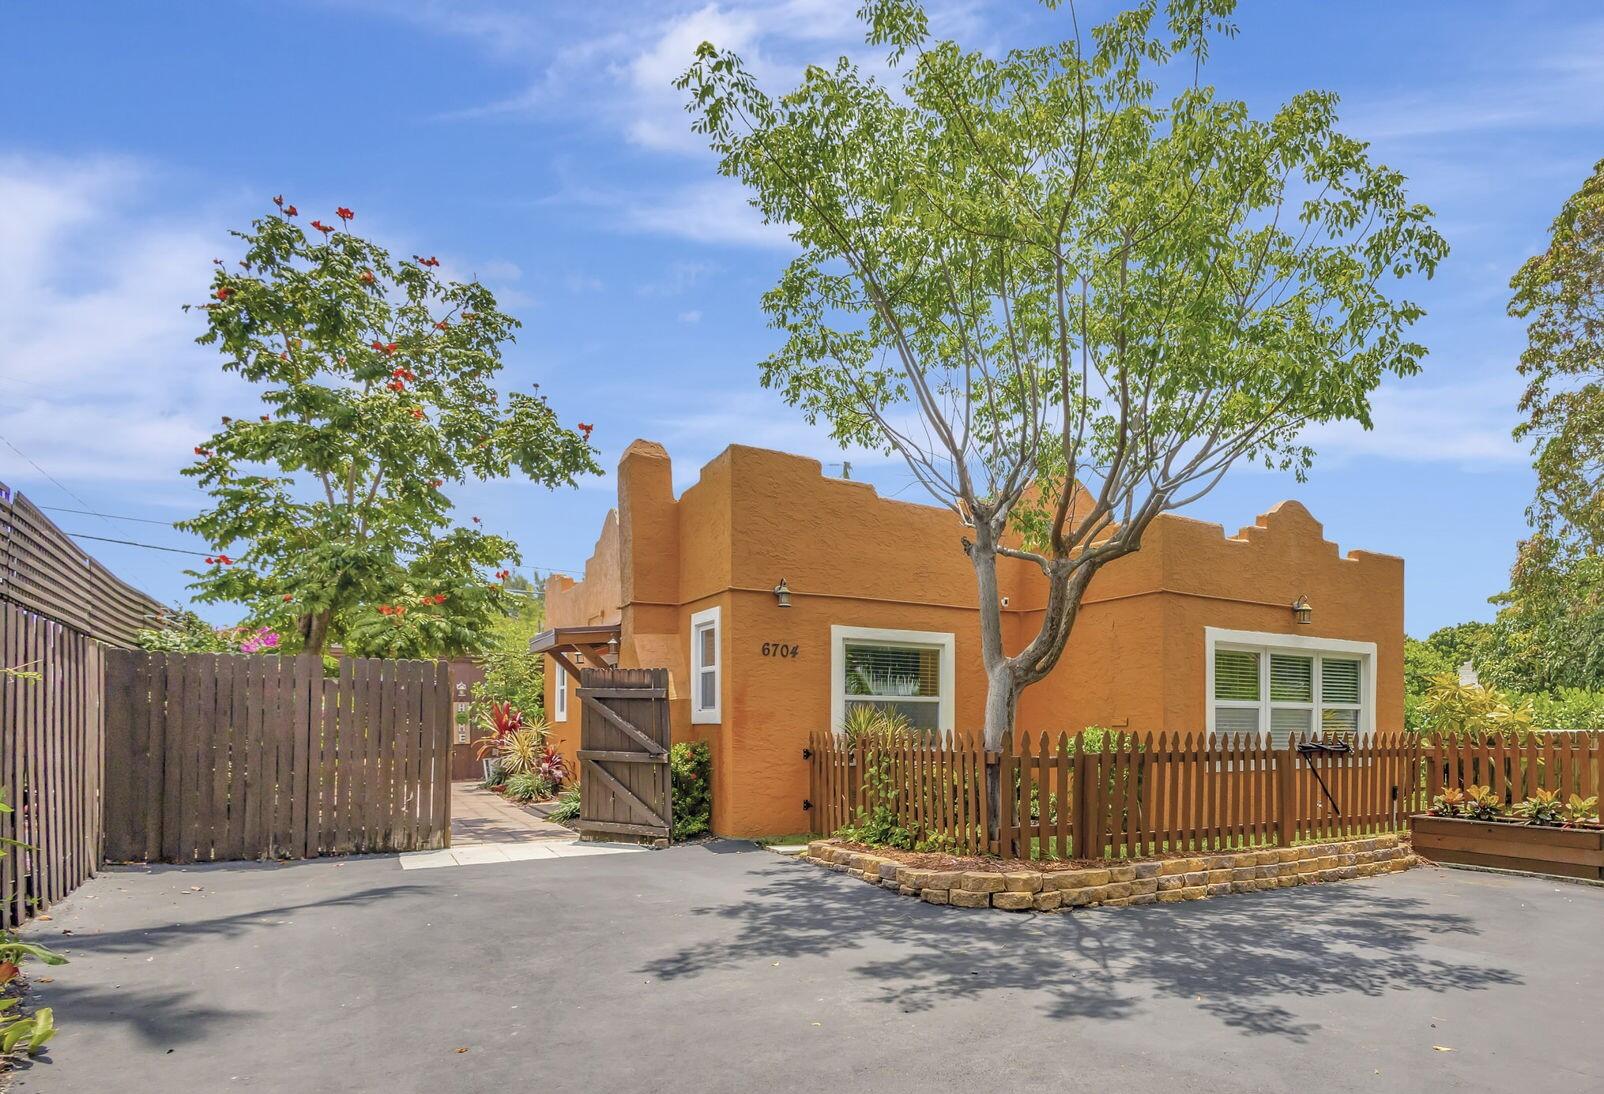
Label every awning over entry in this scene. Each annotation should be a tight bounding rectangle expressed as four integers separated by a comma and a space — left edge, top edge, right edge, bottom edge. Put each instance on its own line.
527, 624, 621, 679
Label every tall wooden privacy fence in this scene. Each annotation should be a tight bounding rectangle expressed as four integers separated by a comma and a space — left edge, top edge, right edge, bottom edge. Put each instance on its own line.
809, 730, 1434, 860
104, 651, 453, 864
1, 602, 106, 929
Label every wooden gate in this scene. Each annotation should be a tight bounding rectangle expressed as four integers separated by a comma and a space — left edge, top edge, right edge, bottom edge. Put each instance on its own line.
577, 667, 670, 842
103, 651, 453, 863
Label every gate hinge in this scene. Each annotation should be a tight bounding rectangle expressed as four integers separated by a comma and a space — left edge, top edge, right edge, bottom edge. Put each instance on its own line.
802, 799, 813, 811
801, 747, 813, 760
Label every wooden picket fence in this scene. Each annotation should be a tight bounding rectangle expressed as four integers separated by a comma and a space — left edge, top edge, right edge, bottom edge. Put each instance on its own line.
103, 651, 453, 864
0, 602, 106, 929
808, 729, 1433, 860
1430, 731, 1602, 805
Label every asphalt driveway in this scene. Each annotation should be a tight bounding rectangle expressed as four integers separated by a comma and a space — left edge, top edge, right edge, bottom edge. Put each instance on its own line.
8, 845, 1601, 1093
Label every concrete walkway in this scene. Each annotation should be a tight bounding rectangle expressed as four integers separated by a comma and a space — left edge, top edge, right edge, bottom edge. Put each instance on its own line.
449, 782, 572, 846
13, 851, 1602, 1093
396, 783, 646, 870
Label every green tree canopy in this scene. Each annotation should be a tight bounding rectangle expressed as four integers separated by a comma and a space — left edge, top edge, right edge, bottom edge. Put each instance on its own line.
181, 200, 599, 656
678, 0, 1446, 742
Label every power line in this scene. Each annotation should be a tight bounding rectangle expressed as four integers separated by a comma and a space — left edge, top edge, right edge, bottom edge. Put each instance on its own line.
37, 504, 179, 527
0, 433, 117, 530
61, 531, 213, 558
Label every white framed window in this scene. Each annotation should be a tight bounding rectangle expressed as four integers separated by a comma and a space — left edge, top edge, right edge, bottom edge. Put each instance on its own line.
690, 606, 721, 724
830, 625, 955, 736
552, 661, 569, 723
1205, 627, 1374, 746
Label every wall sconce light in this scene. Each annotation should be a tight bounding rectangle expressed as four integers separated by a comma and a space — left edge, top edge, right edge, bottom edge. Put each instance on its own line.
607, 635, 619, 659
1291, 595, 1313, 625
773, 578, 792, 608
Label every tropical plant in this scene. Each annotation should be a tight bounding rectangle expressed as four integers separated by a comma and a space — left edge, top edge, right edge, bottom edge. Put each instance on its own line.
1430, 787, 1467, 818
677, 0, 1445, 746
838, 703, 916, 749
1561, 794, 1599, 826
1464, 785, 1504, 821
0, 791, 65, 1061
503, 772, 553, 804
534, 744, 569, 789
669, 742, 712, 841
1513, 788, 1565, 826
547, 783, 581, 825
179, 197, 599, 657
1415, 674, 1533, 741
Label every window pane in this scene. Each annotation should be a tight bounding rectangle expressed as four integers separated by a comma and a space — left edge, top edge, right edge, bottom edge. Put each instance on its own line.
847, 698, 940, 732
699, 668, 716, 710
1269, 654, 1313, 702
1270, 706, 1312, 749
1321, 707, 1359, 737
1322, 658, 1360, 705
1215, 706, 1260, 734
699, 624, 716, 669
1214, 650, 1260, 702
845, 644, 940, 698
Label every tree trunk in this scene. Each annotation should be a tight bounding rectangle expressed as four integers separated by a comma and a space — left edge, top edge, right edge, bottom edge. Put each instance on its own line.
300, 609, 333, 655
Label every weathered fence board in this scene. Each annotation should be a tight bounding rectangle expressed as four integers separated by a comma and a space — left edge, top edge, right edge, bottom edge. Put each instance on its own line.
577, 667, 671, 841
103, 651, 452, 863
0, 601, 105, 929
808, 729, 1447, 860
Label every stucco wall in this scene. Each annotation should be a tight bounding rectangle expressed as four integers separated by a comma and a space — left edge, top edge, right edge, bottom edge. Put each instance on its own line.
544, 440, 1404, 839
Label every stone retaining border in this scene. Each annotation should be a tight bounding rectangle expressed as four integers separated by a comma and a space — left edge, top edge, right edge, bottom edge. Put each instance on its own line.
801, 834, 1416, 912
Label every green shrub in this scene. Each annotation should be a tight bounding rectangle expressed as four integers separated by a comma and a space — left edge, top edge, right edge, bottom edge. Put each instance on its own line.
669, 742, 712, 840
548, 783, 581, 824
503, 772, 553, 803
1, 790, 65, 1061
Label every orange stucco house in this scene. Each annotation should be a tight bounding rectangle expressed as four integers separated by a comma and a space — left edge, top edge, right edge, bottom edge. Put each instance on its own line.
536, 440, 1404, 839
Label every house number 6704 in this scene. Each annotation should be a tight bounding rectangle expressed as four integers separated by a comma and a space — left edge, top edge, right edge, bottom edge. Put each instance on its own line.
761, 643, 800, 658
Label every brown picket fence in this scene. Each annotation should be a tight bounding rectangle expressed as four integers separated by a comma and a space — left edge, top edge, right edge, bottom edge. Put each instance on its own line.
808, 730, 1433, 860
103, 651, 453, 864
1429, 731, 1602, 805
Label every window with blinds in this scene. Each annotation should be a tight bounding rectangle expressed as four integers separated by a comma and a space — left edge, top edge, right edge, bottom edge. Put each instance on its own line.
1212, 643, 1367, 745
690, 607, 720, 723
844, 642, 943, 731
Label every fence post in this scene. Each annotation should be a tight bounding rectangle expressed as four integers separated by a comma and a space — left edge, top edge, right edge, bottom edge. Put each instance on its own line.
1276, 739, 1296, 847
1073, 740, 1095, 860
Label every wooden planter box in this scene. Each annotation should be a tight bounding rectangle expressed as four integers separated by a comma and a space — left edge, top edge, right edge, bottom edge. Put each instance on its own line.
1410, 814, 1604, 880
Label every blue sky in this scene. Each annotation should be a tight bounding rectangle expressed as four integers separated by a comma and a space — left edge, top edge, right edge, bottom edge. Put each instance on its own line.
2, 1, 1602, 637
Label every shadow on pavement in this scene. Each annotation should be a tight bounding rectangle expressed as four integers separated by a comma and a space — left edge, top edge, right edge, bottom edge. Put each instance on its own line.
641, 855, 1521, 1040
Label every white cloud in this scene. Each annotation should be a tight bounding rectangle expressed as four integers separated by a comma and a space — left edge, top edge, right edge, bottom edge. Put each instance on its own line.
677, 309, 702, 323
616, 178, 790, 248
0, 155, 244, 487
636, 259, 719, 297
1302, 372, 1525, 470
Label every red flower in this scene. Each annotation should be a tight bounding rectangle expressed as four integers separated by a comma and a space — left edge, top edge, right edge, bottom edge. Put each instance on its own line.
387, 380, 406, 392
204, 556, 215, 565
273, 195, 284, 208
410, 407, 424, 420
260, 415, 270, 422
577, 422, 593, 439
283, 593, 293, 602
433, 320, 449, 331
216, 555, 233, 566
285, 205, 298, 217
434, 594, 447, 604
371, 340, 384, 351
378, 604, 392, 616
216, 287, 233, 301
311, 219, 333, 234
386, 342, 398, 354
360, 271, 375, 285
194, 446, 206, 455
430, 479, 443, 488
336, 207, 354, 221
417, 256, 439, 268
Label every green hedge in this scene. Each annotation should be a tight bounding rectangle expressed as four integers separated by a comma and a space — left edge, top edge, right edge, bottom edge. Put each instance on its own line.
669, 741, 711, 841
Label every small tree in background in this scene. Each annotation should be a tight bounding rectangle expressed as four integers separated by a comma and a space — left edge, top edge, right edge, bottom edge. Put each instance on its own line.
181, 200, 598, 657
679, 0, 1446, 745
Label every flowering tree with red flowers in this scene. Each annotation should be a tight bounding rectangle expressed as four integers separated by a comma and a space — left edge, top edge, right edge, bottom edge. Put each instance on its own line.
180, 198, 599, 657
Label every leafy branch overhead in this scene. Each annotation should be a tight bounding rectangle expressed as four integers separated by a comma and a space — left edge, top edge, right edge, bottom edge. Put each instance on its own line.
180, 200, 600, 656
678, 0, 1446, 741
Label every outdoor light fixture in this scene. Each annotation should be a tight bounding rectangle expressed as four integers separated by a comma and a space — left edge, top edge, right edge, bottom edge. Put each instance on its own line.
773, 578, 792, 608
608, 635, 619, 659
1292, 595, 1313, 625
